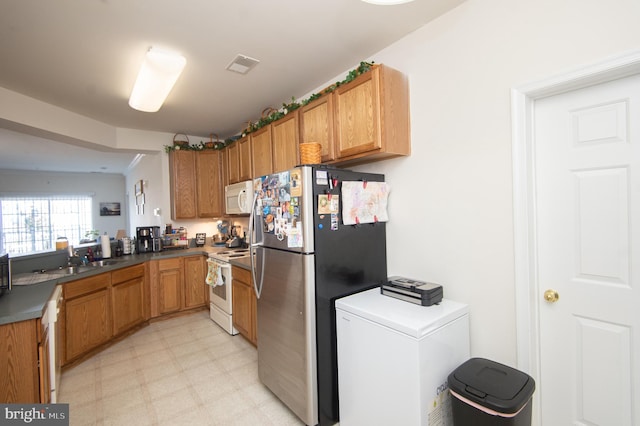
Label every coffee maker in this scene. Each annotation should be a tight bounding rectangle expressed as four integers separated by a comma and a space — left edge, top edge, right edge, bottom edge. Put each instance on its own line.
136, 226, 161, 253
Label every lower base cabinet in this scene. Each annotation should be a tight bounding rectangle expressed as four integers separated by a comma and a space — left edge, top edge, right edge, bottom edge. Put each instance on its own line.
64, 281, 112, 363
150, 256, 207, 317
184, 255, 207, 309
0, 319, 40, 403
112, 264, 146, 336
232, 266, 257, 346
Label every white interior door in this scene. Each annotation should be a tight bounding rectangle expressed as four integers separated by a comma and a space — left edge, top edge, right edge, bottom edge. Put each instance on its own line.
534, 73, 639, 425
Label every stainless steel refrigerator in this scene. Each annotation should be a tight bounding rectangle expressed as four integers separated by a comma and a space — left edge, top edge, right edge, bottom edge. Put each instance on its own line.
249, 165, 388, 426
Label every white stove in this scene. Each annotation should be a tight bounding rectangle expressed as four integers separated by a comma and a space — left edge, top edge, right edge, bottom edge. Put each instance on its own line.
207, 248, 250, 335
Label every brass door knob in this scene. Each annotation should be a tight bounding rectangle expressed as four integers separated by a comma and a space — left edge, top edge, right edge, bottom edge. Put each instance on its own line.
544, 289, 559, 303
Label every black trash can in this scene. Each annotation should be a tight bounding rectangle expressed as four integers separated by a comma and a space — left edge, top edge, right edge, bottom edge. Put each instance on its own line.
448, 357, 535, 426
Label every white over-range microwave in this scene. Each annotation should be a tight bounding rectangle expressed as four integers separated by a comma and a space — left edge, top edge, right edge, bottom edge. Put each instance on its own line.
225, 180, 253, 215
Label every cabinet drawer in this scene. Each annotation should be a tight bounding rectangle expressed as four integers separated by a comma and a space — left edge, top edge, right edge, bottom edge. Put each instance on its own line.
156, 257, 182, 271
64, 273, 111, 299
112, 264, 145, 285
232, 266, 251, 286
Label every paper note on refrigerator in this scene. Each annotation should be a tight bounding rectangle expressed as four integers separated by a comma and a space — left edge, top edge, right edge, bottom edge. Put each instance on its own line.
341, 181, 390, 225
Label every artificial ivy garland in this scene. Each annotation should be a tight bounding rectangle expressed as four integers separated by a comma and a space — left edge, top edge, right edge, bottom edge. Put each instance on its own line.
165, 61, 374, 153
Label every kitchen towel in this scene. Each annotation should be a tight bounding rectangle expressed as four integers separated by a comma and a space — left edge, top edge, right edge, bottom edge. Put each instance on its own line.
101, 234, 111, 258
205, 258, 224, 287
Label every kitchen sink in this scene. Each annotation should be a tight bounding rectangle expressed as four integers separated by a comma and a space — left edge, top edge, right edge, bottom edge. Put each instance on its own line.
12, 259, 127, 286
87, 259, 123, 267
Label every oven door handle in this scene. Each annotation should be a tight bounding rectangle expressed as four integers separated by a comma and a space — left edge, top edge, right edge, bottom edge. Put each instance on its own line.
207, 257, 232, 269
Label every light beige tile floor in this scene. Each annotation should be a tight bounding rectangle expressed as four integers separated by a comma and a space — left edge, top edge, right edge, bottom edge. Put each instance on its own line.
58, 310, 304, 426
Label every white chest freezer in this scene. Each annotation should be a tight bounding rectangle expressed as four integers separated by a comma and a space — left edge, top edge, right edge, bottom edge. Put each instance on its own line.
336, 288, 470, 426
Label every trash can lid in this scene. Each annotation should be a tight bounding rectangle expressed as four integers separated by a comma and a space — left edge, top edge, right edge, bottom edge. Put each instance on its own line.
448, 357, 536, 414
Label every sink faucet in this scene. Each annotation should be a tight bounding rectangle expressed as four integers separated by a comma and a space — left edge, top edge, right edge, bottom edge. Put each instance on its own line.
67, 245, 81, 266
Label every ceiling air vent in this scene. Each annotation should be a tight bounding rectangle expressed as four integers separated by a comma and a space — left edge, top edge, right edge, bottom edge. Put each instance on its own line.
226, 54, 260, 75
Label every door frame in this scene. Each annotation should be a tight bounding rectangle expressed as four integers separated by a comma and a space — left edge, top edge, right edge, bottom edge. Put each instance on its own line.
511, 49, 640, 424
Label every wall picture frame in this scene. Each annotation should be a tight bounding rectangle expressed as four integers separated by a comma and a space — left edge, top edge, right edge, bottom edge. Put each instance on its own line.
100, 202, 121, 216
135, 180, 143, 196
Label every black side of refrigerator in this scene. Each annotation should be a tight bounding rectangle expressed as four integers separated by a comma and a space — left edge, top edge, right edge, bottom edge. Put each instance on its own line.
311, 166, 388, 425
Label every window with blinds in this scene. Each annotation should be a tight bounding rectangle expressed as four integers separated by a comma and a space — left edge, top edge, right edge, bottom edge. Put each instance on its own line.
0, 195, 92, 255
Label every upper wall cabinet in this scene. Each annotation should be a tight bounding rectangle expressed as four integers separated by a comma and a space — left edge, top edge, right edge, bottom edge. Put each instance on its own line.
225, 63, 410, 179
332, 64, 410, 166
300, 95, 335, 163
169, 150, 197, 219
196, 149, 224, 218
169, 150, 224, 220
250, 125, 273, 178
272, 110, 300, 173
227, 141, 240, 184
227, 135, 253, 184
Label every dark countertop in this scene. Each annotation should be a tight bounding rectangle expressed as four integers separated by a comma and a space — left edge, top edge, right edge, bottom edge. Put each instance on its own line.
0, 246, 240, 326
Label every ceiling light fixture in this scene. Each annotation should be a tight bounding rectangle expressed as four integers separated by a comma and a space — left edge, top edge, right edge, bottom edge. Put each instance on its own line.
129, 47, 186, 112
361, 0, 415, 4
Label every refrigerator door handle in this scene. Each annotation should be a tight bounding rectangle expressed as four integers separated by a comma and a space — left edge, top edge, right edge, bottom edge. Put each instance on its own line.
248, 189, 264, 299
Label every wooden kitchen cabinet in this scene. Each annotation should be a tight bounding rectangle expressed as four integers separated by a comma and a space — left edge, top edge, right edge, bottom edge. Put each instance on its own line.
232, 266, 257, 346
183, 255, 207, 309
196, 149, 224, 217
170, 150, 225, 219
300, 94, 336, 163
0, 319, 40, 403
226, 135, 253, 183
111, 264, 146, 336
251, 125, 274, 178
151, 257, 183, 317
227, 141, 240, 184
332, 64, 410, 165
169, 150, 197, 219
272, 110, 300, 173
238, 135, 252, 181
149, 256, 207, 317
63, 273, 112, 364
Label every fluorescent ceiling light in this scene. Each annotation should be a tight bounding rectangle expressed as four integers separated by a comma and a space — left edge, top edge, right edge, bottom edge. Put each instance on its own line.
361, 0, 415, 4
129, 47, 186, 112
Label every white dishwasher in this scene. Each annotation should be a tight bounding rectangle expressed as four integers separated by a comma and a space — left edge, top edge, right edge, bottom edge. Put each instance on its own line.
335, 288, 470, 426
45, 285, 63, 403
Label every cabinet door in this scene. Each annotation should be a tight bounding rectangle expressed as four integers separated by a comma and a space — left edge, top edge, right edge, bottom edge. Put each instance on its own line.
333, 67, 382, 159
65, 289, 112, 362
232, 278, 254, 343
238, 135, 253, 181
232, 267, 257, 345
196, 150, 223, 217
0, 320, 39, 403
300, 95, 336, 163
112, 277, 145, 336
158, 268, 182, 315
169, 150, 197, 219
227, 142, 240, 184
184, 256, 207, 309
251, 126, 274, 177
273, 111, 300, 173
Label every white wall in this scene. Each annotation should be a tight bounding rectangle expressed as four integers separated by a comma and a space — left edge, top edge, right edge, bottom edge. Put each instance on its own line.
340, 0, 640, 365
0, 169, 126, 240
